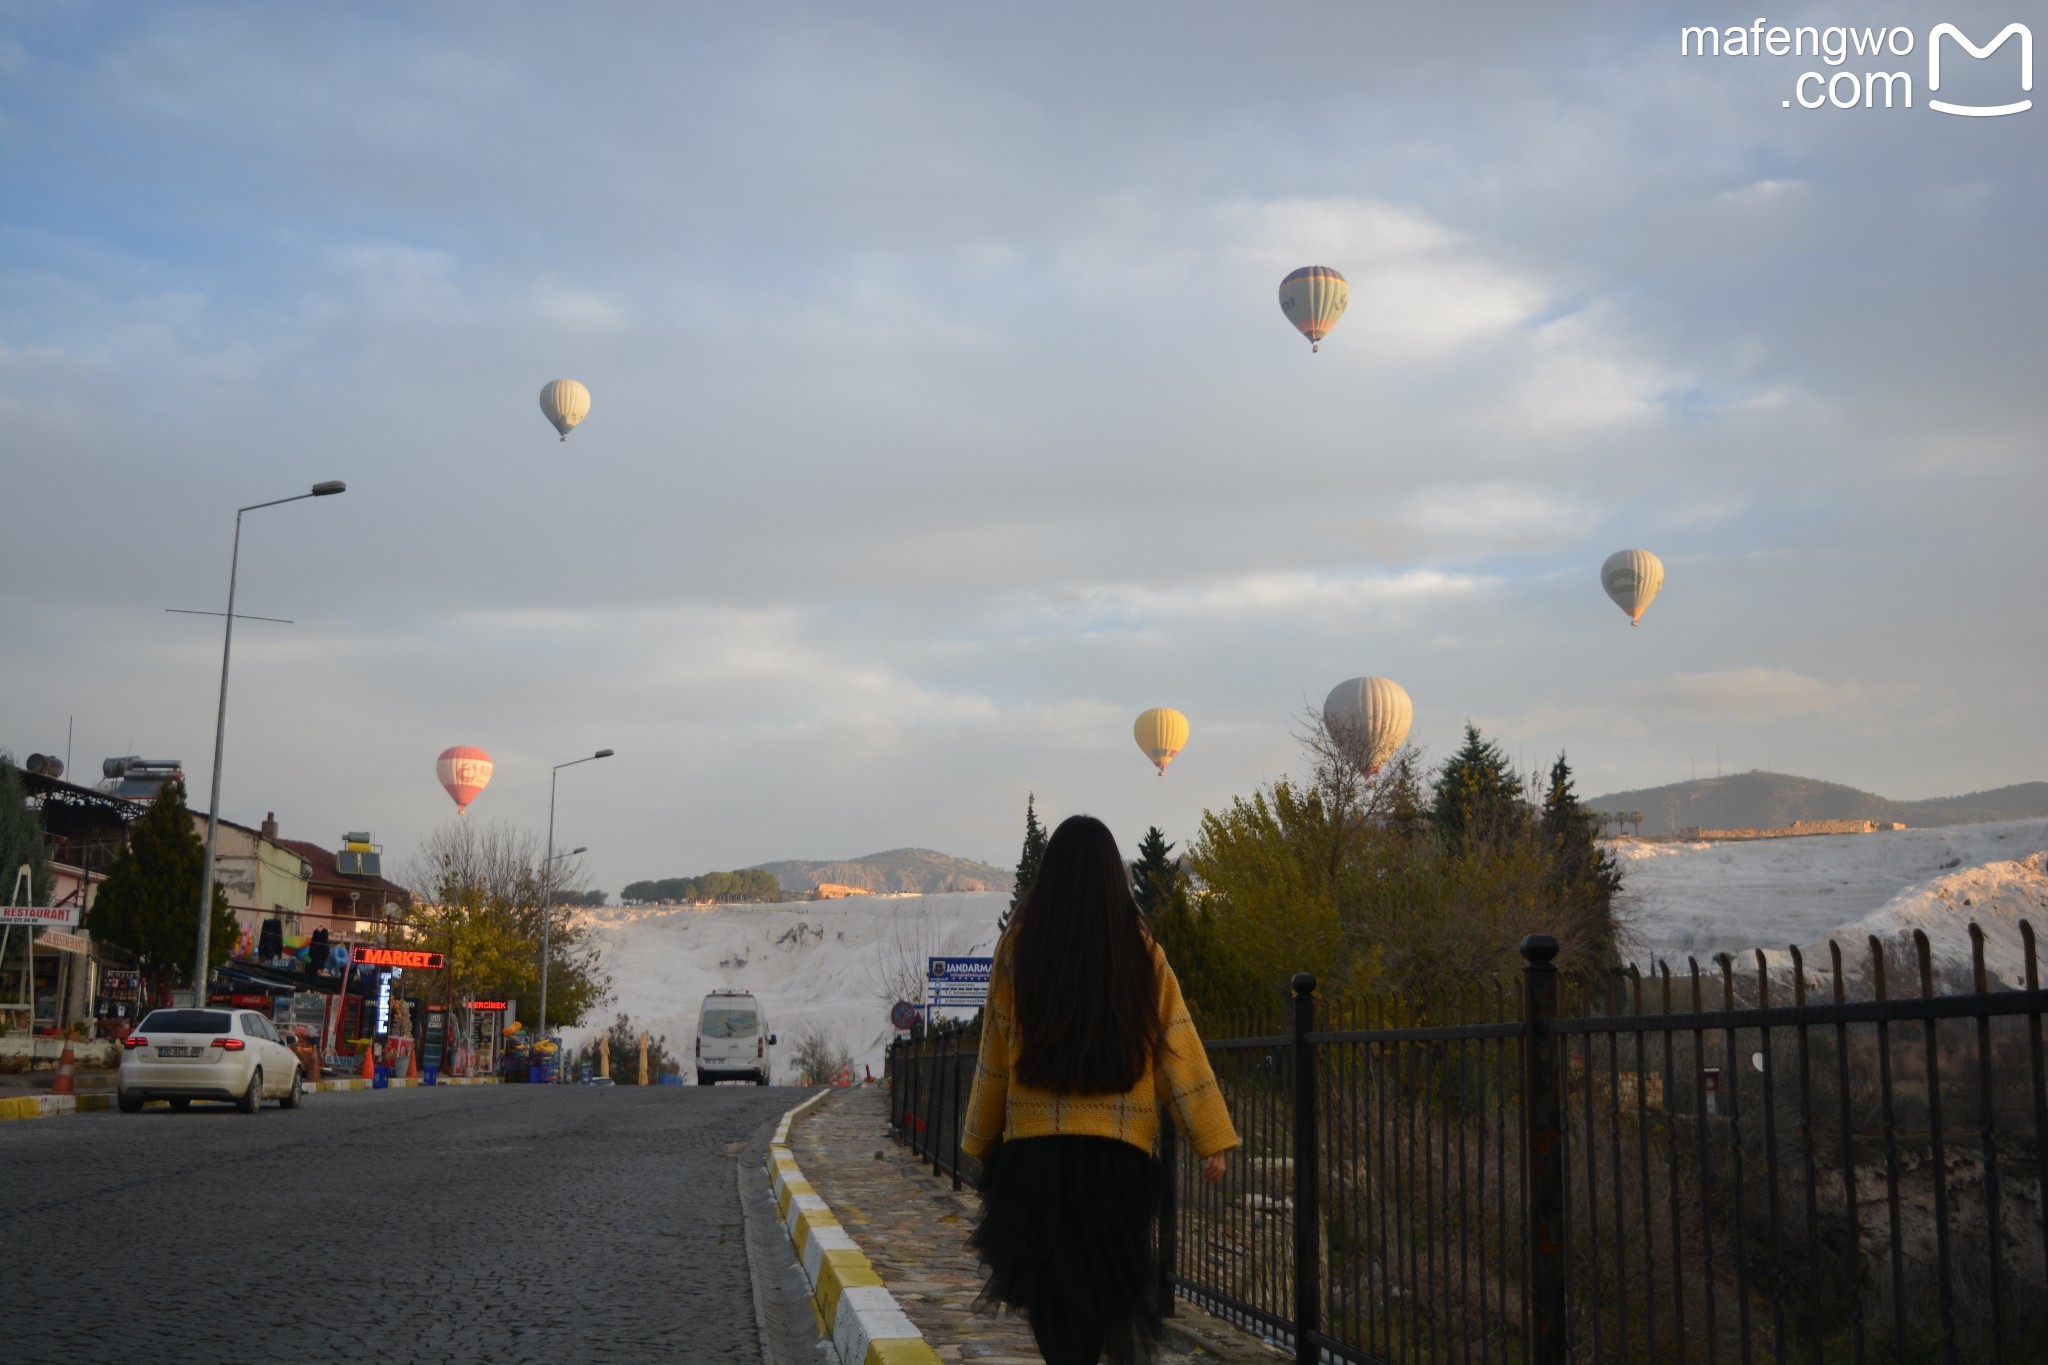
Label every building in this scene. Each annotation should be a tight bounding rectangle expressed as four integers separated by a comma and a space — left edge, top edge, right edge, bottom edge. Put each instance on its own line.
189, 812, 313, 956
274, 828, 413, 935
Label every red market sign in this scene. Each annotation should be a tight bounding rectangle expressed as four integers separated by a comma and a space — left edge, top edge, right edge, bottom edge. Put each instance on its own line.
471, 1000, 509, 1012
351, 947, 445, 969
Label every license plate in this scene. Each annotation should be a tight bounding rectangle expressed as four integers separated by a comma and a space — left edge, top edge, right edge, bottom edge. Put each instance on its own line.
157, 1046, 201, 1058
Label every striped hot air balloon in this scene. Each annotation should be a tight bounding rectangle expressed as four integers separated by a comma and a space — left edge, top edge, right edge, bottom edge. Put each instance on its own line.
1133, 708, 1190, 776
1600, 550, 1665, 627
538, 379, 591, 441
1278, 266, 1349, 352
436, 746, 494, 814
1322, 677, 1413, 775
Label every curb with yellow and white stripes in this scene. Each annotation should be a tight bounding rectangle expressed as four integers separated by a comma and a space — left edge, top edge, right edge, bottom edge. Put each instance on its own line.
765, 1088, 941, 1365
0, 1075, 498, 1121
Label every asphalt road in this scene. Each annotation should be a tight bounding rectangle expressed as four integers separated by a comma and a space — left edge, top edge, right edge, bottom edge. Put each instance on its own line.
0, 1084, 819, 1364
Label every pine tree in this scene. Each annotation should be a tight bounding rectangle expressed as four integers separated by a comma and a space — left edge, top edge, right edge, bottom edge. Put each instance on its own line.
999, 794, 1047, 935
1431, 723, 1526, 847
1130, 826, 1178, 920
88, 778, 235, 999
0, 757, 52, 905
1540, 754, 1623, 964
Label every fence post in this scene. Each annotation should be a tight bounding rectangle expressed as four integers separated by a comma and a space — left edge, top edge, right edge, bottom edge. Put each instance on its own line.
1521, 934, 1566, 1365
1158, 1110, 1179, 1318
950, 1046, 964, 1190
1291, 971, 1319, 1365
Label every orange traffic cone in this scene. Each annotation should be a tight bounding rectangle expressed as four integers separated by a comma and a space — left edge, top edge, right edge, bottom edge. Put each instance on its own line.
864, 1064, 874, 1085
50, 1041, 76, 1096
360, 1046, 376, 1080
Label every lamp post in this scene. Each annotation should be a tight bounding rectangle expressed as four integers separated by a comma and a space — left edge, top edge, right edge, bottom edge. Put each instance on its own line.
538, 752, 611, 1037
191, 481, 346, 1005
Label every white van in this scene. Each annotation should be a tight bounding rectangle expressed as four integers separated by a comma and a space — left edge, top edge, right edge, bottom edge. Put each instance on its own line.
695, 990, 775, 1085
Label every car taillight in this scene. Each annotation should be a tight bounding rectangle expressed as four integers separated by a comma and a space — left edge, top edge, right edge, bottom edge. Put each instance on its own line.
211, 1037, 246, 1051
757, 1036, 764, 1057
123, 1035, 148, 1049
695, 1037, 700, 1057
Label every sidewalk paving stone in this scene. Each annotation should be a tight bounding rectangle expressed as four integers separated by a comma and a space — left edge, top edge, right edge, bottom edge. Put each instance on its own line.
792, 1085, 1282, 1364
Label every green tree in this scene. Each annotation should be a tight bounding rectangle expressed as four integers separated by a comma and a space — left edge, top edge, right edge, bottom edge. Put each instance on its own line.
575, 1013, 676, 1083
998, 793, 1047, 934
1129, 825, 1177, 920
0, 757, 52, 905
1431, 723, 1527, 847
1540, 754, 1624, 966
403, 820, 610, 1032
88, 778, 235, 1000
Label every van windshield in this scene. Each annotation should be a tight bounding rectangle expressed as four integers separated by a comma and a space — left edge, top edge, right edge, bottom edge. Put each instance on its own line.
701, 1007, 759, 1039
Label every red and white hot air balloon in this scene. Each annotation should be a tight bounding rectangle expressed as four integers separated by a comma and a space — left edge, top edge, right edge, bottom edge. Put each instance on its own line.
436, 746, 493, 814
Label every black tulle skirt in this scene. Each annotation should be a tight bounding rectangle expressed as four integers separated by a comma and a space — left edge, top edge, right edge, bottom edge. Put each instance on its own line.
969, 1136, 1165, 1365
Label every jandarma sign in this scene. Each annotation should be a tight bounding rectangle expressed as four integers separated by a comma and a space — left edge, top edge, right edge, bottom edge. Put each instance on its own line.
1680, 19, 2032, 113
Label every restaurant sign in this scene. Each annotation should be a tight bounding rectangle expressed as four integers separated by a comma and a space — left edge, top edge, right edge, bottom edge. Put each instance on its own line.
1, 904, 81, 927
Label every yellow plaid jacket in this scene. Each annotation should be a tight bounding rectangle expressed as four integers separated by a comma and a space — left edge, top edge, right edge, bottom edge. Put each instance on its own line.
961, 936, 1239, 1160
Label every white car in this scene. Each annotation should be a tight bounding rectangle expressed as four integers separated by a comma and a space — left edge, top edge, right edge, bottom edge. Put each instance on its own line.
119, 1007, 305, 1113
695, 990, 776, 1085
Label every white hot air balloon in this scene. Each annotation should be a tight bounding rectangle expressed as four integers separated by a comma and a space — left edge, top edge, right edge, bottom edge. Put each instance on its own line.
1600, 549, 1665, 627
539, 379, 591, 441
1322, 677, 1414, 775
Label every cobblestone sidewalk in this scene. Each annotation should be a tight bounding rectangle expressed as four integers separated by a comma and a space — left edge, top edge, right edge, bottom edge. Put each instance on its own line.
792, 1085, 1281, 1364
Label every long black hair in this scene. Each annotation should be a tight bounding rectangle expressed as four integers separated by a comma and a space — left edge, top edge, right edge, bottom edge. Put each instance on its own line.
1009, 814, 1163, 1094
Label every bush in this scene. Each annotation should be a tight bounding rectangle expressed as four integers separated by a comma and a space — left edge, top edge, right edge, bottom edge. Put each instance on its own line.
790, 1024, 852, 1085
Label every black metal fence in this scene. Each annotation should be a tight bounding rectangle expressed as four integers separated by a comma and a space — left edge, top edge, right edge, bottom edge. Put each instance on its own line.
1165, 923, 2048, 1365
888, 1036, 976, 1191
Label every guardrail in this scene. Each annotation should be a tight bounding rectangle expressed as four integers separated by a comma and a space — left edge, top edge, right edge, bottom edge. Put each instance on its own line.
1165, 924, 2048, 1365
887, 1035, 976, 1191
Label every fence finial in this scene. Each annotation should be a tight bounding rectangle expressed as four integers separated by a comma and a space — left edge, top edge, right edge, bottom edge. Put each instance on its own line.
1520, 933, 1559, 964
1290, 971, 1317, 997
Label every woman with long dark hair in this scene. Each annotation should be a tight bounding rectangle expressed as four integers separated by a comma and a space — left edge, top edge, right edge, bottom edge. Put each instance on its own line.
962, 814, 1238, 1365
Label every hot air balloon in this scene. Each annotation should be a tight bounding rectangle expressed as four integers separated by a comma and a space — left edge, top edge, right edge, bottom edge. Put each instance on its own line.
538, 379, 591, 441
437, 746, 494, 814
1322, 677, 1413, 775
1600, 549, 1664, 627
1133, 708, 1190, 776
1278, 266, 1348, 352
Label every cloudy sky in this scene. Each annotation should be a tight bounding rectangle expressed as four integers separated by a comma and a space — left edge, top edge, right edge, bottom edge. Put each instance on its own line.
2, 1, 2042, 891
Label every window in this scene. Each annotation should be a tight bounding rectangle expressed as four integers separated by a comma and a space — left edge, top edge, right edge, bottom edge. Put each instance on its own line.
700, 1006, 759, 1039
138, 1010, 233, 1035
242, 1014, 267, 1038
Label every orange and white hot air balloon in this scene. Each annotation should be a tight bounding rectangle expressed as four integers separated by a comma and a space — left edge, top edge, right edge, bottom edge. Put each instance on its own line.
436, 746, 494, 814
1278, 266, 1348, 352
1133, 708, 1190, 776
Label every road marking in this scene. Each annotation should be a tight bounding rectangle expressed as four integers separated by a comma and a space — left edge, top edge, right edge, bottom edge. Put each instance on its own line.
764, 1088, 940, 1365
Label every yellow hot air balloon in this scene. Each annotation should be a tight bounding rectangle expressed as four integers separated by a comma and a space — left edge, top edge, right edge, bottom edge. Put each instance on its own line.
539, 378, 591, 441
1278, 266, 1348, 352
1133, 708, 1189, 776
1322, 677, 1413, 775
1600, 549, 1665, 627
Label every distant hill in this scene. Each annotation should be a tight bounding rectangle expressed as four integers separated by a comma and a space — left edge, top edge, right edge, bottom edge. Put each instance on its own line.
749, 848, 1014, 896
1898, 782, 2048, 827
1584, 771, 2048, 835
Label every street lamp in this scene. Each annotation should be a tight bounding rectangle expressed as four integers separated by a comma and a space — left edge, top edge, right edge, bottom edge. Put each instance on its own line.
191, 481, 346, 1003
538, 751, 611, 1036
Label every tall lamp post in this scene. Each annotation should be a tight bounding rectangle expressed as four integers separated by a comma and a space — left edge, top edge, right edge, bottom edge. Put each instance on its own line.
538, 751, 611, 1037
191, 481, 347, 1004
